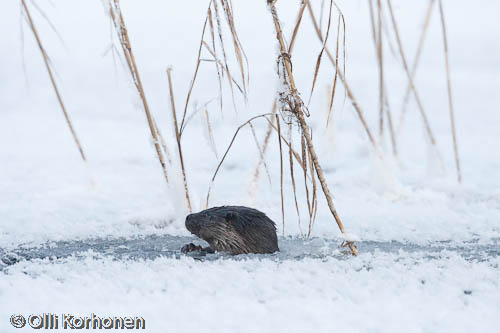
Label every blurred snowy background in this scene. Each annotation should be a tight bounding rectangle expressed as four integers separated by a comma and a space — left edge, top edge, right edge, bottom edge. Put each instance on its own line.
1, 0, 499, 332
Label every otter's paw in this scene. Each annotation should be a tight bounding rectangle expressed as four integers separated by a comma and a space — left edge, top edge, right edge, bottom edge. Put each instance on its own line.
181, 243, 203, 254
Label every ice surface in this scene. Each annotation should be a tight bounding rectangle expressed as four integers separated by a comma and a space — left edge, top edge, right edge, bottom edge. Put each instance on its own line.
1, 0, 499, 331
1, 238, 499, 332
1, 236, 499, 269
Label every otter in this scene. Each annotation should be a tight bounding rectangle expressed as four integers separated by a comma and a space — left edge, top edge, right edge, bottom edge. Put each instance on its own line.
181, 206, 279, 255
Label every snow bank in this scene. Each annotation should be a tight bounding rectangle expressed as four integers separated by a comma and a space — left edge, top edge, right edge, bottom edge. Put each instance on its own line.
1, 252, 499, 332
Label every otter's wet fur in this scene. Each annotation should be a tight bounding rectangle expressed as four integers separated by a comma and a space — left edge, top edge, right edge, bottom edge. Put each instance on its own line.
182, 206, 279, 255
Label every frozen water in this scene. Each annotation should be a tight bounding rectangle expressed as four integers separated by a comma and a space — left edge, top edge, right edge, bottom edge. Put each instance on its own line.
1, 236, 498, 270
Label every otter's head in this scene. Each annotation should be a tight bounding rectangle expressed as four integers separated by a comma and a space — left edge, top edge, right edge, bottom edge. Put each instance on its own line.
185, 209, 237, 238
185, 213, 204, 236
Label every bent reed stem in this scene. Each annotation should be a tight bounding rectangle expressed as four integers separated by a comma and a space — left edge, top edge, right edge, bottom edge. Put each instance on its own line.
268, 1, 357, 256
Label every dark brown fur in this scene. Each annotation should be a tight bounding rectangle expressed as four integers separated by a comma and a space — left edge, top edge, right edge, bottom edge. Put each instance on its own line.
181, 206, 279, 255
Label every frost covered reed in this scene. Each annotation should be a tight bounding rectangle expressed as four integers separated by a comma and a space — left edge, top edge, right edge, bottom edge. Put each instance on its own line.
182, 0, 248, 128
367, 0, 397, 156
268, 0, 358, 256
106, 0, 170, 185
438, 0, 461, 183
306, 1, 379, 154
397, 0, 436, 133
21, 0, 87, 163
386, 0, 442, 164
167, 68, 192, 212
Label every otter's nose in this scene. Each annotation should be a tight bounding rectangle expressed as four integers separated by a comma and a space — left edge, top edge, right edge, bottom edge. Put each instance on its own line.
185, 214, 199, 234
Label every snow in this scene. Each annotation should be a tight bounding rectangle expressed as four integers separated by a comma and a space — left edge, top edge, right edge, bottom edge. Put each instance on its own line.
1, 0, 499, 331
1, 251, 499, 332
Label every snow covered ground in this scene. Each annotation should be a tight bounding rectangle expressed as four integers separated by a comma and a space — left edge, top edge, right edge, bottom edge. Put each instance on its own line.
1, 0, 499, 332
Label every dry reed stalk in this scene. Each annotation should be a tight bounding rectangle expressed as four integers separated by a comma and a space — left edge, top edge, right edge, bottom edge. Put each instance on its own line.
107, 0, 169, 185
21, 0, 87, 163
288, 123, 303, 237
219, 0, 249, 97
248, 122, 272, 184
264, 118, 310, 173
207, 7, 224, 112
205, 112, 308, 209
386, 0, 441, 158
202, 41, 244, 94
368, 0, 377, 46
152, 118, 172, 165
385, 99, 398, 156
182, 98, 217, 133
379, 2, 397, 58
368, 0, 398, 156
326, 15, 341, 127
319, 0, 327, 33
276, 114, 285, 237
250, 99, 277, 188
20, 6, 29, 87
167, 68, 192, 212
205, 113, 273, 207
397, 0, 436, 132
182, 1, 247, 128
212, 0, 239, 110
306, 1, 378, 153
301, 135, 312, 230
308, 0, 334, 105
204, 108, 219, 159
307, 133, 319, 238
376, 0, 384, 139
269, 1, 357, 256
288, 1, 307, 54
27, 0, 67, 50
438, 0, 461, 183
181, 15, 209, 133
